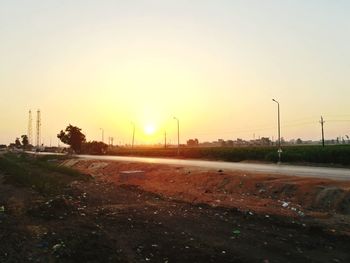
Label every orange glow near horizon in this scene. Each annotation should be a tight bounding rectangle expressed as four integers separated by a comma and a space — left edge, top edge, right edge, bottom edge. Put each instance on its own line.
1, 2, 350, 145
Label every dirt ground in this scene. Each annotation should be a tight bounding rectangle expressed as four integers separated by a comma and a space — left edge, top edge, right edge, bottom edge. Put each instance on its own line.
1, 158, 350, 262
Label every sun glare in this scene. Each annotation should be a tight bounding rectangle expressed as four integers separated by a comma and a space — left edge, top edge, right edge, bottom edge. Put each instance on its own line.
144, 124, 156, 135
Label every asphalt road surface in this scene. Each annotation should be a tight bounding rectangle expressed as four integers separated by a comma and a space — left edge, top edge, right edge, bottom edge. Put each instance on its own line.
76, 154, 350, 181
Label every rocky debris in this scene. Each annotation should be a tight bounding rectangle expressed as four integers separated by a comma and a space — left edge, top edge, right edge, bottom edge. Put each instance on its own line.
27, 195, 78, 219
313, 187, 350, 214
69, 160, 350, 218
60, 159, 80, 167
119, 170, 145, 182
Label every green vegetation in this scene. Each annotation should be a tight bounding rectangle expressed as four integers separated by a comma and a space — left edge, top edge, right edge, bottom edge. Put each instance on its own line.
108, 145, 350, 166
276, 145, 350, 165
57, 124, 108, 154
0, 153, 88, 195
57, 124, 86, 153
82, 141, 108, 155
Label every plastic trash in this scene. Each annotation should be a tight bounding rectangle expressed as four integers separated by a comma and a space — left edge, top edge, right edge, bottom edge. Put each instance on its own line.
282, 202, 289, 208
233, 230, 240, 235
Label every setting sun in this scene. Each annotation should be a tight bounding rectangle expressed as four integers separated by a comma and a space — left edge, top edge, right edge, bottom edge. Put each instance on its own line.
144, 124, 156, 135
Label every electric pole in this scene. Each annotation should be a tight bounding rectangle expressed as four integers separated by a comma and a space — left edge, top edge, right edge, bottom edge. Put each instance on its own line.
272, 99, 282, 163
100, 128, 104, 143
173, 117, 180, 156
131, 122, 135, 148
164, 131, 167, 148
320, 116, 325, 147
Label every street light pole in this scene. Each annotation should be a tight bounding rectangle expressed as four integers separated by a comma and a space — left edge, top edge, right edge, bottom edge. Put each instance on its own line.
131, 122, 135, 148
173, 117, 180, 156
272, 99, 282, 163
100, 128, 104, 143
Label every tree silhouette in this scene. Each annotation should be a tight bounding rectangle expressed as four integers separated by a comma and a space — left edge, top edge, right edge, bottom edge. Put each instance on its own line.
82, 141, 108, 155
21, 135, 29, 149
57, 124, 86, 153
15, 138, 21, 148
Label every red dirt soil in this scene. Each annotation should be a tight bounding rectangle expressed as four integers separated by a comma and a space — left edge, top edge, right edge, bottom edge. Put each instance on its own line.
1, 158, 350, 262
70, 160, 350, 226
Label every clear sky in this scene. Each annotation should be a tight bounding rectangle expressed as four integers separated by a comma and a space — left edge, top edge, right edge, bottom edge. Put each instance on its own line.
1, 0, 349, 146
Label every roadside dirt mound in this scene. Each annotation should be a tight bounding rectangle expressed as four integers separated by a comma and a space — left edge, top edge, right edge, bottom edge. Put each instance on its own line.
68, 160, 350, 217
312, 187, 350, 213
2, 159, 350, 262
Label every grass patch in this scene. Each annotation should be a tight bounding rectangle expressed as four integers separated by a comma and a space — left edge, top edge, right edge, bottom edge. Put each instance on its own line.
0, 153, 89, 195
107, 145, 350, 166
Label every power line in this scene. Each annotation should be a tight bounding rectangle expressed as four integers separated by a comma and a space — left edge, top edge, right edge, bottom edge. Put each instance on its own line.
327, 119, 350, 123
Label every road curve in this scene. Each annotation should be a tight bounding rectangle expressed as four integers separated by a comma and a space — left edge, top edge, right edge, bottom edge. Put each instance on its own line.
76, 154, 350, 181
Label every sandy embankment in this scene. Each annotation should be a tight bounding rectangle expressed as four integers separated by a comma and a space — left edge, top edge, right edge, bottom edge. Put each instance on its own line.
64, 159, 350, 218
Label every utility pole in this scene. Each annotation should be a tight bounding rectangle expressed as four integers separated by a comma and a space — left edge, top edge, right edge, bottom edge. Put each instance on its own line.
164, 131, 167, 148
173, 117, 180, 155
272, 99, 282, 163
100, 128, 104, 143
320, 116, 325, 147
131, 122, 135, 148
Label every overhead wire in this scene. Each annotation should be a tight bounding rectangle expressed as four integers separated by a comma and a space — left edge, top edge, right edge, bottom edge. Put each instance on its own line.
188, 116, 349, 139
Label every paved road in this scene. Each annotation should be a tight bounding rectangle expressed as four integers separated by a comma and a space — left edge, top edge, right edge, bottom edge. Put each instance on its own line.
76, 154, 350, 181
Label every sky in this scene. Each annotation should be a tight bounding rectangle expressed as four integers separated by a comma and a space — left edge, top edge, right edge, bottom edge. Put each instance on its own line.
1, 0, 350, 146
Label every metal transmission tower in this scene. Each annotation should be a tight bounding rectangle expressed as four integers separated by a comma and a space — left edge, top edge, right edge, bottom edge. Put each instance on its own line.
28, 110, 33, 145
36, 110, 41, 147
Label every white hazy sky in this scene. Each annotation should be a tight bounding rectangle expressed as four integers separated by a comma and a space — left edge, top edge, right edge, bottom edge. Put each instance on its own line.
1, 0, 349, 145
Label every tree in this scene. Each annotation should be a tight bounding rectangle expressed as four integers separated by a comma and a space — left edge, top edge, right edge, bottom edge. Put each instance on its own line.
21, 135, 29, 149
15, 138, 21, 148
81, 141, 108, 155
260, 137, 271, 146
57, 124, 86, 153
187, 138, 199, 146
0, 144, 7, 150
